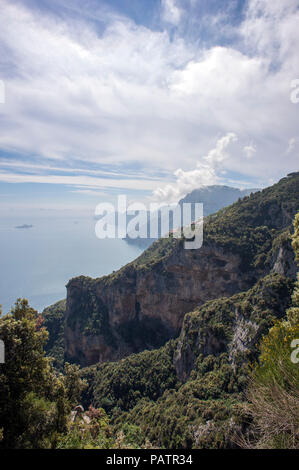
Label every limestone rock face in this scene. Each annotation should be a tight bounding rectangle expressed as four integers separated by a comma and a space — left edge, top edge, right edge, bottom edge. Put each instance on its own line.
65, 237, 265, 367
271, 238, 297, 279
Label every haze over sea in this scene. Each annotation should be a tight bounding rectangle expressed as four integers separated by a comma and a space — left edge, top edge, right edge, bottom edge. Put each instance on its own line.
0, 216, 142, 315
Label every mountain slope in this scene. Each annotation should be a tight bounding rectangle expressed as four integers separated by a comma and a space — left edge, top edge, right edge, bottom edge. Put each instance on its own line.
125, 185, 258, 249
179, 185, 258, 217
81, 272, 294, 448
63, 173, 299, 366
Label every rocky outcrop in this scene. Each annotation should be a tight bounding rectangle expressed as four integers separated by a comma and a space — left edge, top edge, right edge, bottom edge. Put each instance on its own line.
271, 237, 297, 279
64, 174, 299, 367
174, 273, 294, 381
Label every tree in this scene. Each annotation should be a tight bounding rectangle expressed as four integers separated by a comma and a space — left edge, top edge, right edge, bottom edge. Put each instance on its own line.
63, 362, 87, 408
0, 299, 69, 448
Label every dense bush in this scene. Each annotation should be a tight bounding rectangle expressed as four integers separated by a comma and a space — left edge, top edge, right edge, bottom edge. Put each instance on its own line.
243, 212, 299, 449
81, 340, 178, 413
42, 299, 66, 370
0, 299, 88, 448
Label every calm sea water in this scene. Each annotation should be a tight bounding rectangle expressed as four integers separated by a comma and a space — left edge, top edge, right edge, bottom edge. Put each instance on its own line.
0, 216, 142, 314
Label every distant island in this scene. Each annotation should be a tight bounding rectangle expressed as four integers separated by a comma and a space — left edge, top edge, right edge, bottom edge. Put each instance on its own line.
15, 224, 34, 230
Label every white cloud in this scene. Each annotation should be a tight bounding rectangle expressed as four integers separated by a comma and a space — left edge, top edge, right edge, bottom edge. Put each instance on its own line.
153, 132, 238, 203
243, 144, 256, 159
0, 0, 298, 196
241, 0, 299, 65
161, 0, 182, 25
286, 137, 296, 154
204, 132, 238, 164
0, 170, 163, 192
70, 188, 108, 196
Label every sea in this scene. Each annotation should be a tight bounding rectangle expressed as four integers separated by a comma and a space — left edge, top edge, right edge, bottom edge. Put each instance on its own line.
0, 216, 142, 314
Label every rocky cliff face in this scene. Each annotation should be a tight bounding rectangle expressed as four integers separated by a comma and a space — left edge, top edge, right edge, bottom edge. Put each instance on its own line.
173, 273, 294, 381
64, 174, 299, 367
65, 243, 257, 366
271, 236, 297, 279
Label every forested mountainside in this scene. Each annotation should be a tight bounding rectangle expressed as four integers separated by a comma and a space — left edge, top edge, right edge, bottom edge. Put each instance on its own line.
81, 272, 295, 448
61, 173, 298, 366
81, 273, 294, 403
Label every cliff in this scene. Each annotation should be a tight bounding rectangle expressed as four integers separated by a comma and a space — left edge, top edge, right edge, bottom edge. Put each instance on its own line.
81, 272, 295, 448
66, 242, 254, 365
173, 273, 294, 381
64, 173, 299, 366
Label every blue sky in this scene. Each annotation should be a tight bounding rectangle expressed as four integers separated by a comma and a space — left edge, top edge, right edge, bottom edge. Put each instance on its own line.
0, 0, 298, 216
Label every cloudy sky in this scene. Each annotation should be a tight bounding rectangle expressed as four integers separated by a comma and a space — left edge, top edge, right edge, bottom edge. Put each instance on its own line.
0, 0, 298, 216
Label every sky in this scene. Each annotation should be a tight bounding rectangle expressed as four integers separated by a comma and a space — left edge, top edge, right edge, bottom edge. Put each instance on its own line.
0, 0, 298, 217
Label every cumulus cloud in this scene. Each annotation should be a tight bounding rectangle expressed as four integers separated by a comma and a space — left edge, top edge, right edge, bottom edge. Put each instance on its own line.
153, 132, 238, 203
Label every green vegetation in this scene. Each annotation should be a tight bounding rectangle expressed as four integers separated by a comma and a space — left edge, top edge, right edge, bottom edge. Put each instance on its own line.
81, 340, 178, 413
43, 299, 66, 370
114, 358, 244, 448
60, 173, 299, 367
65, 276, 115, 344
0, 299, 140, 449
1, 177, 298, 449
56, 406, 153, 449
243, 320, 299, 448
202, 176, 298, 272
78, 272, 294, 448
131, 173, 299, 273
287, 212, 299, 326
56, 406, 112, 449
0, 299, 71, 448
242, 211, 299, 449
